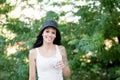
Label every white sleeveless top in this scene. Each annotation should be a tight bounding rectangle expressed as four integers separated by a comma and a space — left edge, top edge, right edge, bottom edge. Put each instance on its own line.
36, 45, 63, 80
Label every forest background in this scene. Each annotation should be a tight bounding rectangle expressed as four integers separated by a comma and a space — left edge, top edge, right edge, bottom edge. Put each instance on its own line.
0, 0, 120, 80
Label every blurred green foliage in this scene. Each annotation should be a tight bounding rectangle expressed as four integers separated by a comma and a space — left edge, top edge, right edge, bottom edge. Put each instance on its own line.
0, 0, 120, 80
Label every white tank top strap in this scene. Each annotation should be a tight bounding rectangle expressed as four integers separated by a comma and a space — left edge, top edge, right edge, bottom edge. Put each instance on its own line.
36, 48, 43, 59
56, 45, 60, 54
55, 45, 62, 60
35, 48, 38, 54
35, 48, 40, 57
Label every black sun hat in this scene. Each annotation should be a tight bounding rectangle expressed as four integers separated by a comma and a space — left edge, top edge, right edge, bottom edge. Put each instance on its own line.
41, 20, 58, 31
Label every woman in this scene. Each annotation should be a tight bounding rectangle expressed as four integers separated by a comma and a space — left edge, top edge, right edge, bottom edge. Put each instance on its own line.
29, 20, 71, 80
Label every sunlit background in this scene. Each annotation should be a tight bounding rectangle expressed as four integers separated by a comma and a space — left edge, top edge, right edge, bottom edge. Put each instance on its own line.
1, 0, 119, 56
1, 0, 87, 55
0, 0, 120, 79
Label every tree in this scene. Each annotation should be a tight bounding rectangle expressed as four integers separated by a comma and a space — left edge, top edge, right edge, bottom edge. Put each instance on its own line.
68, 0, 120, 79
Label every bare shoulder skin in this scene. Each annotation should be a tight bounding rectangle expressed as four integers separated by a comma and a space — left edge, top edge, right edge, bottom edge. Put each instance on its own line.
58, 45, 71, 78
29, 48, 37, 80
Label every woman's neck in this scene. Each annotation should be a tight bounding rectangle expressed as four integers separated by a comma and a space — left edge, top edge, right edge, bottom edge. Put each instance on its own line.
42, 42, 54, 49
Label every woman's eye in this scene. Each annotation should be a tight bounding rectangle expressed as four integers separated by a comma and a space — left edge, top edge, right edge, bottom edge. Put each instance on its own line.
45, 29, 56, 34
46, 30, 49, 33
52, 32, 55, 34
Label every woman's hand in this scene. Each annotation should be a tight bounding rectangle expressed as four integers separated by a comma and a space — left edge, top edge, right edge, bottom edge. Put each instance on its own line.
54, 60, 65, 69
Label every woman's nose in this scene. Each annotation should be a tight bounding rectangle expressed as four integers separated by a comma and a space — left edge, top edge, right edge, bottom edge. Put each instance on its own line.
48, 32, 52, 36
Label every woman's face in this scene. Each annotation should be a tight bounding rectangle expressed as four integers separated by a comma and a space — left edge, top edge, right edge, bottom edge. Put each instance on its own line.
42, 27, 56, 44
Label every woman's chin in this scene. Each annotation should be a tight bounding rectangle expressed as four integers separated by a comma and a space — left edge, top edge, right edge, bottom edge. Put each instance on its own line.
46, 41, 53, 44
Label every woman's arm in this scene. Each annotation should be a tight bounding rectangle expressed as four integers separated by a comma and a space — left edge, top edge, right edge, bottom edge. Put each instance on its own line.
59, 46, 71, 78
29, 49, 36, 80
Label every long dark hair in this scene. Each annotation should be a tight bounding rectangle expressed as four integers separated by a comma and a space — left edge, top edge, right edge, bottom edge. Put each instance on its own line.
33, 27, 61, 48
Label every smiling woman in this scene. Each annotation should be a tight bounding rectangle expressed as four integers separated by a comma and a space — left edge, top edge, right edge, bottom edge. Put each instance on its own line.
29, 20, 71, 80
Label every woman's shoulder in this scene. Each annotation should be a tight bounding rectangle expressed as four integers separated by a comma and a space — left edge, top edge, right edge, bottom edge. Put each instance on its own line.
57, 45, 66, 56
29, 48, 38, 58
57, 45, 66, 51
29, 48, 36, 53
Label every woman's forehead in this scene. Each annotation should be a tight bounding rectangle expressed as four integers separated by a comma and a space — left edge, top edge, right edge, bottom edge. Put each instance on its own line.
45, 26, 56, 30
